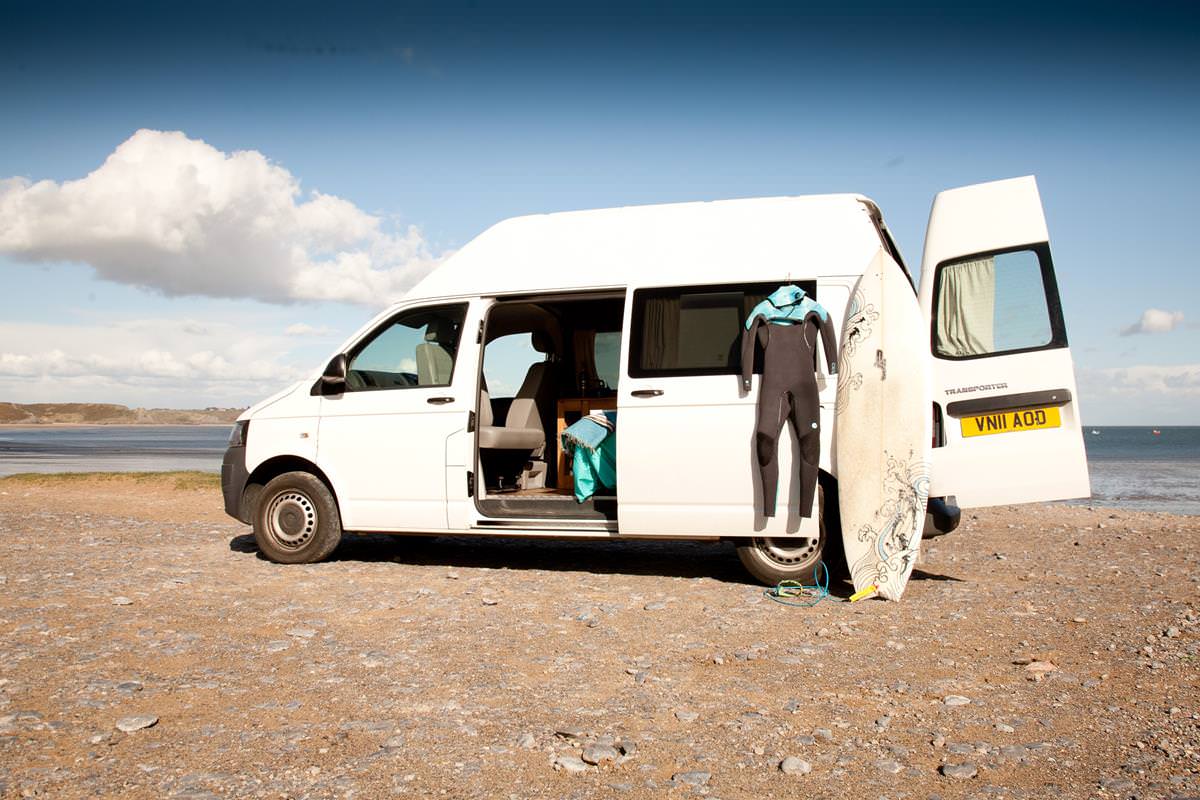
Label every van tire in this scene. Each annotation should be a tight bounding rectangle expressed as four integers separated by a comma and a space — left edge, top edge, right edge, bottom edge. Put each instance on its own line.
253, 472, 342, 564
735, 486, 840, 585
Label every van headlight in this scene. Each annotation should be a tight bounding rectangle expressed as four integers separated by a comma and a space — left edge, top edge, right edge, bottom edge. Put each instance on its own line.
228, 420, 249, 447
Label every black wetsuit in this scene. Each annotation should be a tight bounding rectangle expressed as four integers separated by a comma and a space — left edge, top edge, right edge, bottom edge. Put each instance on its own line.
741, 311, 838, 518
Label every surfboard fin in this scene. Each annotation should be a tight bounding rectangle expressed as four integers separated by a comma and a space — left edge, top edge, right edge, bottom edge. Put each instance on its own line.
849, 584, 878, 603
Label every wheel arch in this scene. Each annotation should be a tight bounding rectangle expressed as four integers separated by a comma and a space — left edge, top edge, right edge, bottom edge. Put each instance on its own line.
239, 455, 341, 524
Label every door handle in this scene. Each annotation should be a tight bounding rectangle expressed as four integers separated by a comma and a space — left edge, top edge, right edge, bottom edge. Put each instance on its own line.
630, 389, 664, 398
427, 396, 455, 405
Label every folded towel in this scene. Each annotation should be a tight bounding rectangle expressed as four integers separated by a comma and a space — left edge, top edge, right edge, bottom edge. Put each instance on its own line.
561, 410, 615, 453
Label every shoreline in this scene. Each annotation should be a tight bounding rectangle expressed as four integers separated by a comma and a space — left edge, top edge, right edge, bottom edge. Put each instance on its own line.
0, 422, 235, 429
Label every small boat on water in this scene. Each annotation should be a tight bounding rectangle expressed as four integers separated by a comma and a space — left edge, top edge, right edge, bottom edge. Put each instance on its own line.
1152, 429, 1162, 436
1091, 429, 1100, 435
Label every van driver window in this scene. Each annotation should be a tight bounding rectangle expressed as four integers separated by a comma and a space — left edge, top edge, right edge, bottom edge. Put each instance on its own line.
630, 281, 814, 377
934, 248, 1063, 359
346, 304, 468, 390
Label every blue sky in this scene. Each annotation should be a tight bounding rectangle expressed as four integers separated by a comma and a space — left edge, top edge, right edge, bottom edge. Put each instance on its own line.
0, 0, 1197, 422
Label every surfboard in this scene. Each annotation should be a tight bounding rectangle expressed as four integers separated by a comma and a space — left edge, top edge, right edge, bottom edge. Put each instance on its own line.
834, 249, 932, 602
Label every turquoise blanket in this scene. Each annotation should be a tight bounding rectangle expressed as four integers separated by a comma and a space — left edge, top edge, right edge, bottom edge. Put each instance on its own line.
561, 411, 616, 503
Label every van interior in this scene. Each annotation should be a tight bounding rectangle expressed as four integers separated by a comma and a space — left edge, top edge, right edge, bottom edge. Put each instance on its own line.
476, 294, 624, 521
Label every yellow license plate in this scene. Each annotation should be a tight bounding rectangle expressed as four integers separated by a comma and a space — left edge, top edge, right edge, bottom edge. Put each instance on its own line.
960, 406, 1061, 438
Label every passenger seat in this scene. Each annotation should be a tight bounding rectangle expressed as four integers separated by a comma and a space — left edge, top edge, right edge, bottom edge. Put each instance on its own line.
478, 333, 557, 452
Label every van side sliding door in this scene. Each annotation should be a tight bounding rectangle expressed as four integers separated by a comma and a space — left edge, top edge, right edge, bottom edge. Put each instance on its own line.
616, 281, 845, 538
918, 176, 1090, 508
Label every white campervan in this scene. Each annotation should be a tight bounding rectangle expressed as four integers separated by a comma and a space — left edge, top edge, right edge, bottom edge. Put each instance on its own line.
221, 176, 1090, 584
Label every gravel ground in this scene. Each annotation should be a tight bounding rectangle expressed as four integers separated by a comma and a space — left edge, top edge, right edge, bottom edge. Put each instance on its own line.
0, 474, 1197, 799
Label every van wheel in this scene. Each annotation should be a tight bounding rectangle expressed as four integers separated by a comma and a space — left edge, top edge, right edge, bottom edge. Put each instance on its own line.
736, 487, 841, 585
253, 472, 342, 564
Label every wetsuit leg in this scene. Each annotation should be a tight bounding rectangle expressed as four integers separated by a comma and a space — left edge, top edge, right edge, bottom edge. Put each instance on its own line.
782, 380, 821, 520
755, 389, 791, 517
796, 426, 820, 518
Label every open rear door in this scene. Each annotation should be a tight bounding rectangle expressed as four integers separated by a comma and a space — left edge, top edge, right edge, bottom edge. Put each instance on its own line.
918, 176, 1090, 508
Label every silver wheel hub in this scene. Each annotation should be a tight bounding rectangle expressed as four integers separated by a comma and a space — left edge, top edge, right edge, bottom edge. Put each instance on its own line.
266, 490, 317, 549
754, 536, 820, 566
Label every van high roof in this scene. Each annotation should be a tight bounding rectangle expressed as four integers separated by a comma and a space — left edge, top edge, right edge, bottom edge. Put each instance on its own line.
403, 193, 882, 303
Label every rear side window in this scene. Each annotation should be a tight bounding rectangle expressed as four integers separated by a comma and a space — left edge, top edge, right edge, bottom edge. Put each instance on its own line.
629, 281, 815, 377
347, 303, 468, 390
932, 244, 1066, 359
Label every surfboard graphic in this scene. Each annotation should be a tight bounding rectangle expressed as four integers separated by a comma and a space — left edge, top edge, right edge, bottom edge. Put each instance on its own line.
834, 249, 932, 601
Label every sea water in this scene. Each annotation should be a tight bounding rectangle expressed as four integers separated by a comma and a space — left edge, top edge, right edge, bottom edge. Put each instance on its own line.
1071, 426, 1200, 516
0, 425, 231, 476
0, 424, 1196, 515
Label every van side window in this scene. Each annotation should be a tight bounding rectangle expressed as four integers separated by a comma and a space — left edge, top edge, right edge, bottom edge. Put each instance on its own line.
629, 281, 815, 377
933, 245, 1066, 359
594, 331, 621, 390
347, 304, 468, 390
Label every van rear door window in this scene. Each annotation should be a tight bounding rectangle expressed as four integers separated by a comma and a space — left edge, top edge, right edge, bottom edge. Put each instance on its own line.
932, 244, 1066, 360
629, 281, 816, 377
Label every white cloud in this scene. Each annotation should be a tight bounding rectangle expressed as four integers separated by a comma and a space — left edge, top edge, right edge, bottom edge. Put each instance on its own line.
1120, 308, 1185, 336
284, 323, 336, 337
0, 318, 314, 407
0, 130, 444, 306
1076, 362, 1200, 424
1079, 362, 1200, 400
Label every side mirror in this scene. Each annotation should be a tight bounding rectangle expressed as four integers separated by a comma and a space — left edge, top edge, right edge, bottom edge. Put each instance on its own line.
319, 353, 348, 394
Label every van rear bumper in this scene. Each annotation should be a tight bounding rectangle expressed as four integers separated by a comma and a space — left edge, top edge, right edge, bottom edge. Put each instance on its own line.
923, 496, 961, 538
221, 445, 250, 523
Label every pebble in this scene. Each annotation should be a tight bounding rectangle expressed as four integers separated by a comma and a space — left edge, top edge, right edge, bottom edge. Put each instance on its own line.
1025, 661, 1057, 674
672, 771, 711, 786
111, 596, 133, 606
286, 626, 317, 639
381, 735, 405, 749
1000, 745, 1028, 760
994, 722, 1015, 733
780, 756, 811, 775
116, 681, 143, 692
644, 601, 667, 611
481, 597, 499, 606
875, 715, 892, 730
556, 726, 586, 740
516, 732, 536, 749
675, 710, 699, 723
1100, 777, 1136, 792
814, 728, 833, 742
554, 755, 590, 773
943, 695, 972, 707
941, 763, 978, 779
875, 759, 904, 774
115, 715, 158, 733
582, 743, 620, 765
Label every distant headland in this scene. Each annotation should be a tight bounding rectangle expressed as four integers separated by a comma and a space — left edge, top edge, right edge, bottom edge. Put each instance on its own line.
0, 402, 245, 425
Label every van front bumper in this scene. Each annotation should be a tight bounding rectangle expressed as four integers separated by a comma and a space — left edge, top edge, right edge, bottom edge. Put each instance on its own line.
221, 444, 250, 523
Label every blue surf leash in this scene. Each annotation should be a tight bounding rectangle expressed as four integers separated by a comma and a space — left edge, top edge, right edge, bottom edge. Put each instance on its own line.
763, 560, 832, 606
